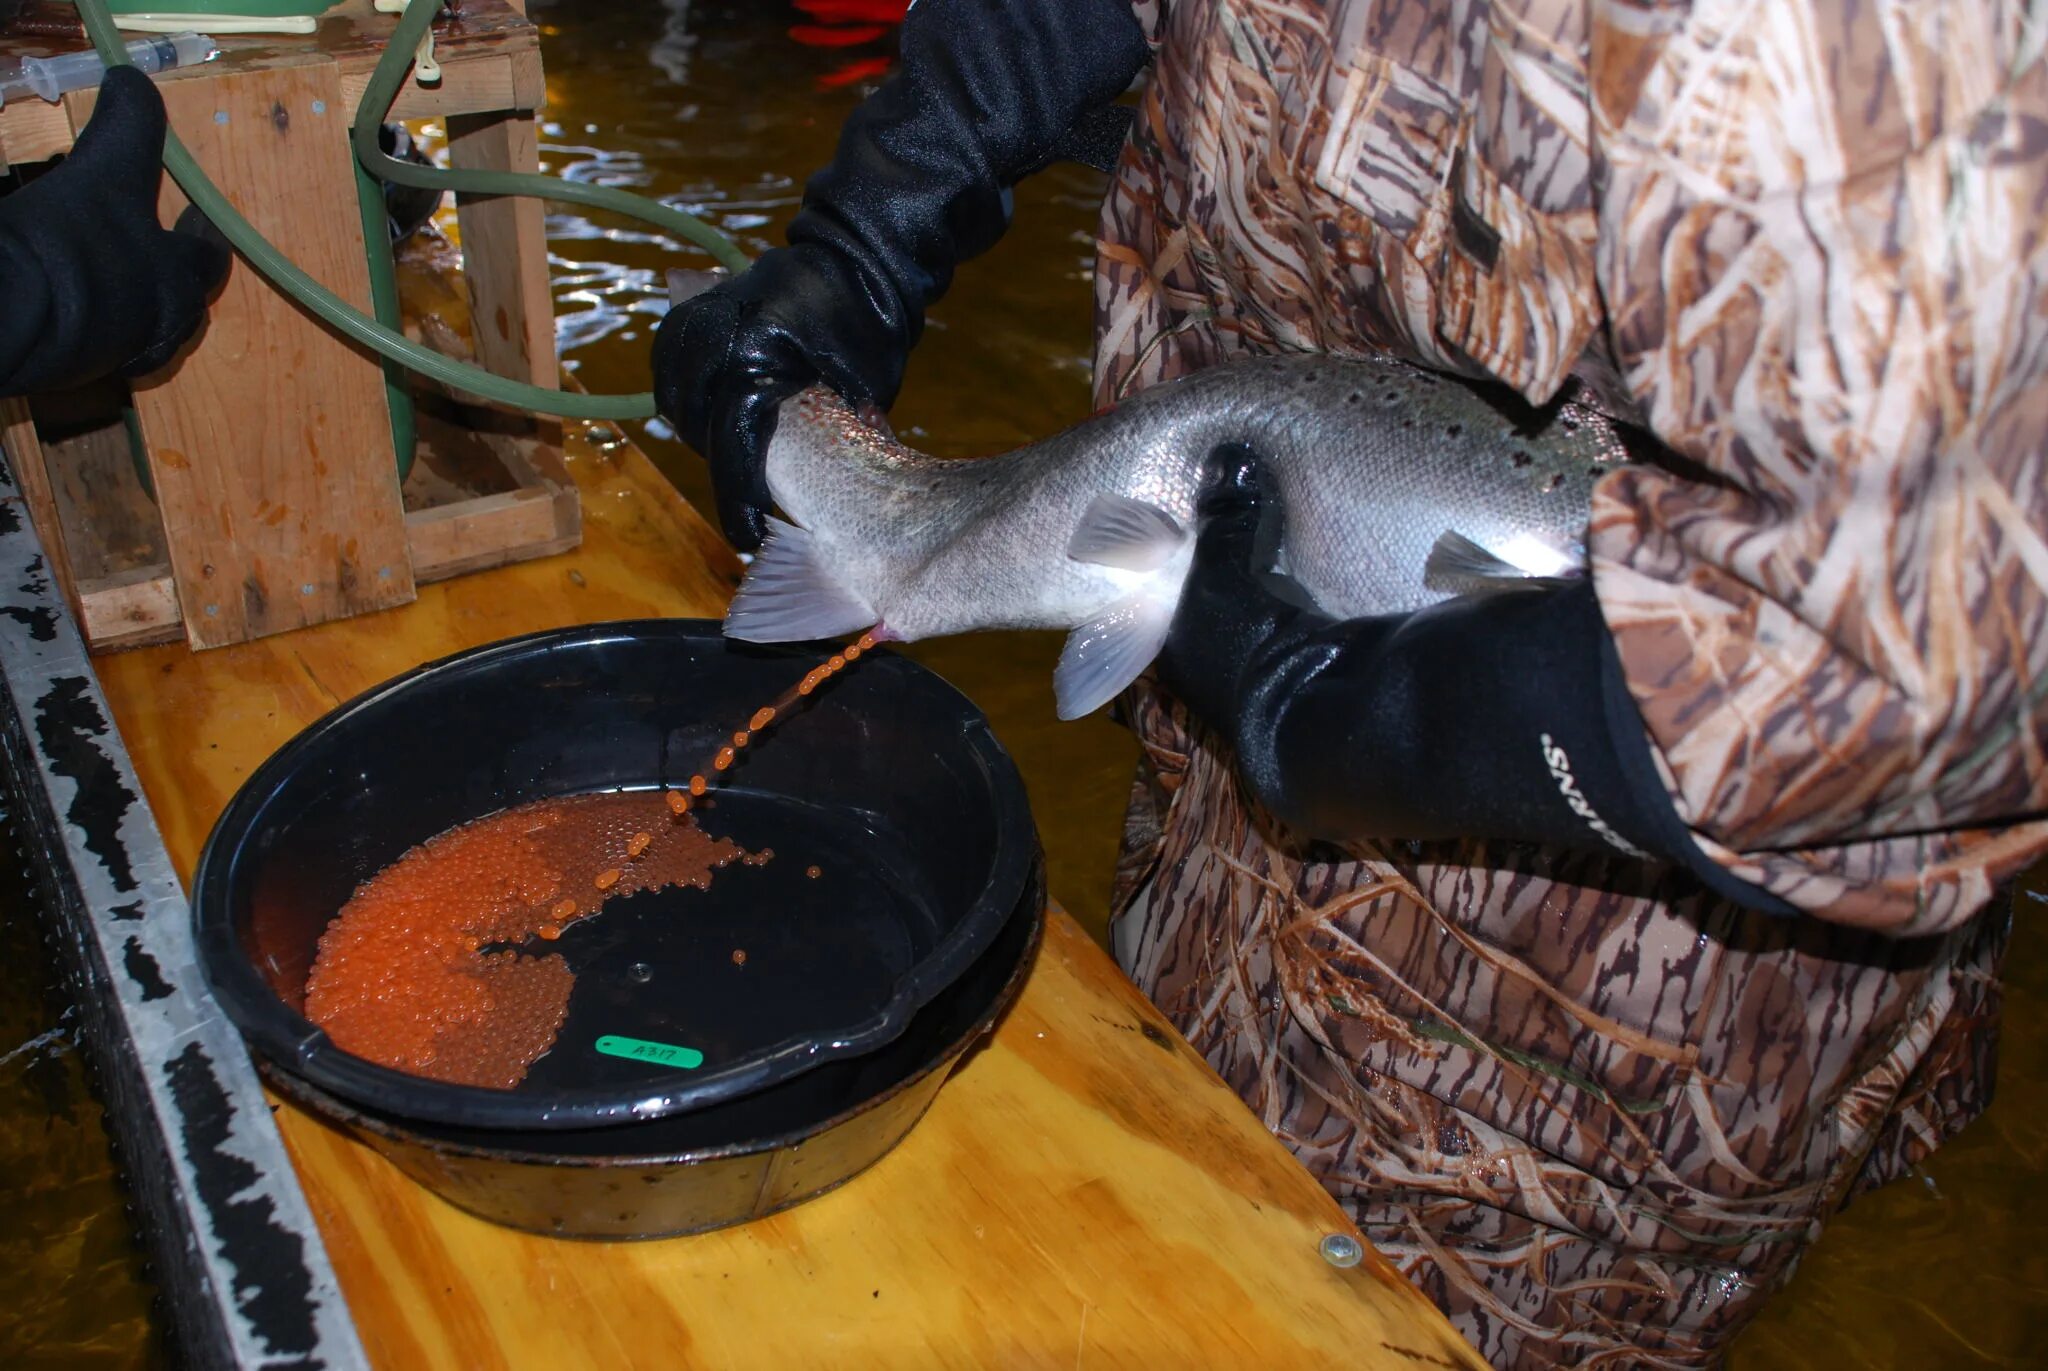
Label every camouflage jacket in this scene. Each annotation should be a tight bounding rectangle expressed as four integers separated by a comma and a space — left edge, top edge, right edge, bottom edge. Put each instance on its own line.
1096, 0, 2048, 935
1087, 0, 2037, 1363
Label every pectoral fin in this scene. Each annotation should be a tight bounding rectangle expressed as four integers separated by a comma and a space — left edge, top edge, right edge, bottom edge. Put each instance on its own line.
1423, 531, 1579, 597
723, 518, 877, 643
1054, 593, 1176, 721
1067, 494, 1186, 572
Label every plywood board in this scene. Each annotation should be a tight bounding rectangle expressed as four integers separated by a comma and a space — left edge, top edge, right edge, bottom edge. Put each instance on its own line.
80, 56, 419, 648
447, 108, 558, 390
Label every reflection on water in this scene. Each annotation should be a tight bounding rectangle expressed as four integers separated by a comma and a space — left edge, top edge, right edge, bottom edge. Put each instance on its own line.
1, 0, 2043, 1364
0, 810, 160, 1369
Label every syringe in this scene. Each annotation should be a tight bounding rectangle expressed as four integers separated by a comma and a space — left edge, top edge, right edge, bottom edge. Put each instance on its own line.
0, 31, 216, 108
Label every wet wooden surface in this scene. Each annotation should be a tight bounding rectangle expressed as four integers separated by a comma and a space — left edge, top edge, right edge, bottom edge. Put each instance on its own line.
90, 423, 1483, 1369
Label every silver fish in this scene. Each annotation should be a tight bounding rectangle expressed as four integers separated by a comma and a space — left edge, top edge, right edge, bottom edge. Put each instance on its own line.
725, 353, 1627, 719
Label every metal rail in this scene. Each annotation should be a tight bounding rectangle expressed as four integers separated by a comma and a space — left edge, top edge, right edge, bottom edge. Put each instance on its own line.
0, 442, 367, 1371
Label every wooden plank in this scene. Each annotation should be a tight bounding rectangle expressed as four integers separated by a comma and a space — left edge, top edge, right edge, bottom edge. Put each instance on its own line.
87, 423, 1483, 1371
404, 484, 569, 581
2, 58, 530, 167
32, 391, 168, 583
447, 107, 558, 389
0, 96, 69, 168
80, 57, 419, 649
337, 51, 533, 125
488, 424, 580, 550
78, 567, 182, 652
0, 1, 545, 164
0, 396, 83, 624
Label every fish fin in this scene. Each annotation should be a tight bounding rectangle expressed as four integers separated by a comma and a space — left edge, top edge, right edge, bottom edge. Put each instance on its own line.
1422, 531, 1576, 596
1067, 494, 1187, 573
1054, 593, 1176, 721
723, 518, 877, 643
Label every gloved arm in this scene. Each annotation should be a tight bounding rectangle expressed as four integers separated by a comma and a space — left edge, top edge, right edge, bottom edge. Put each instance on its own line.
653, 0, 1148, 549
1159, 451, 1798, 916
0, 67, 230, 398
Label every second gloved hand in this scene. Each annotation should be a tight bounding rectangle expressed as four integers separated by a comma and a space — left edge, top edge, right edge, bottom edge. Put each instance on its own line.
654, 242, 910, 553
651, 0, 1148, 550
0, 66, 231, 397
1157, 448, 1795, 914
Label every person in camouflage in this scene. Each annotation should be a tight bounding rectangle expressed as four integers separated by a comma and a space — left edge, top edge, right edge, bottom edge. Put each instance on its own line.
655, 0, 2041, 1363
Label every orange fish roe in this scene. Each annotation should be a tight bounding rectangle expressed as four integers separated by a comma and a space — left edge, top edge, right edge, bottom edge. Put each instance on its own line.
594, 867, 623, 891
303, 791, 758, 1090
690, 633, 882, 804
806, 864, 822, 879
627, 831, 652, 858
731, 949, 747, 967
665, 789, 690, 816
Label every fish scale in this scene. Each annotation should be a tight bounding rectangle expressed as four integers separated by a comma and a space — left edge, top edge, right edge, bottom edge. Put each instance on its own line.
730, 353, 1627, 719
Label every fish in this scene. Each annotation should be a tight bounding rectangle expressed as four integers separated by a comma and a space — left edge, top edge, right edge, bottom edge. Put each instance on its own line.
722, 352, 1629, 720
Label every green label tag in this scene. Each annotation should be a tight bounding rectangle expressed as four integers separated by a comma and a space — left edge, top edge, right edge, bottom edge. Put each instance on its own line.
594, 1035, 705, 1070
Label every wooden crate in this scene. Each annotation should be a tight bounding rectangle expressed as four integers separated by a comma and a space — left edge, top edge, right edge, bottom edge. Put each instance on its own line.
0, 0, 578, 653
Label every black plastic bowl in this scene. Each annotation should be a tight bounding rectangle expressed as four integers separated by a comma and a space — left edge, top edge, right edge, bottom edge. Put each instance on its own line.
192, 620, 1038, 1132
264, 870, 1043, 1239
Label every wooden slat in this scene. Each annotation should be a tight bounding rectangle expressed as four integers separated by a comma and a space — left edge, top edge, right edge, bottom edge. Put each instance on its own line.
0, 395, 83, 624
405, 484, 570, 581
88, 422, 1483, 1371
0, 1, 545, 166
487, 423, 580, 552
447, 108, 558, 390
32, 391, 168, 583
84, 57, 419, 649
77, 567, 181, 652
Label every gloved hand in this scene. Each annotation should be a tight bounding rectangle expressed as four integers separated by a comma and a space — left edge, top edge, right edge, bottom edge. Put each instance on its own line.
1158, 448, 1795, 914
0, 67, 231, 397
652, 0, 1147, 549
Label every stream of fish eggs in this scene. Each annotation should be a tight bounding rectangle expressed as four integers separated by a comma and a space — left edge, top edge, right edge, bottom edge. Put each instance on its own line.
302, 635, 876, 1089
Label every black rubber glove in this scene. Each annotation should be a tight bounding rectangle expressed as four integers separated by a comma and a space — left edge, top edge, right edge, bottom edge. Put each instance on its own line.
652, 0, 1148, 549
0, 67, 231, 398
1158, 449, 1797, 916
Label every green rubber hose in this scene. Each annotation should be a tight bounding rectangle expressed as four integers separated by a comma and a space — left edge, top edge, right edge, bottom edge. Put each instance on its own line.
353, 0, 749, 274
73, 0, 749, 423
354, 158, 419, 479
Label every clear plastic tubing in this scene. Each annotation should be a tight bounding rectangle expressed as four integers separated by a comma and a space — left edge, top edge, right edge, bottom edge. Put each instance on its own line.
0, 31, 216, 107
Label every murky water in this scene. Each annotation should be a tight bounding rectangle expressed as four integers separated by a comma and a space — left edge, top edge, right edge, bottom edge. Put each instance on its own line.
0, 812, 161, 1369
2, 1, 2044, 1363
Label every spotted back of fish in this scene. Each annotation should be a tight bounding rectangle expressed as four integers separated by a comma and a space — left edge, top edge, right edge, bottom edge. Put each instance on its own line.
1053, 353, 1623, 617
